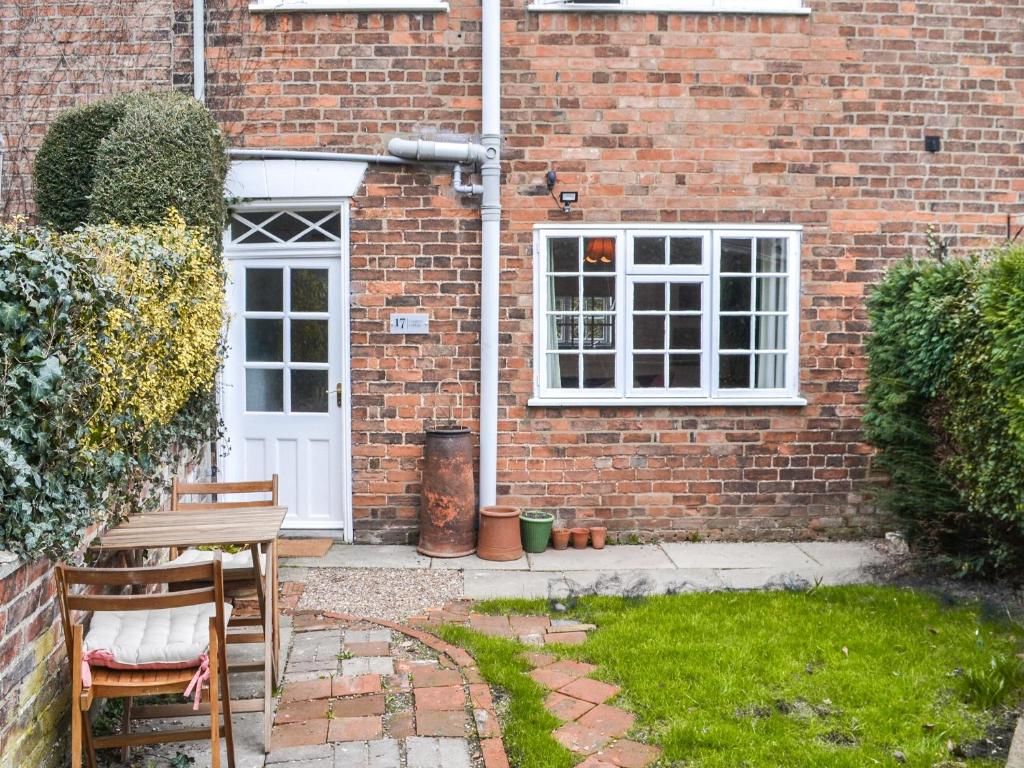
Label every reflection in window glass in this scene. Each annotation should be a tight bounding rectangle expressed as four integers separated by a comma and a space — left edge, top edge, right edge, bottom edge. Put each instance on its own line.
246, 319, 283, 362
291, 370, 329, 412
292, 269, 329, 312
246, 369, 283, 412
291, 320, 328, 363
246, 268, 282, 311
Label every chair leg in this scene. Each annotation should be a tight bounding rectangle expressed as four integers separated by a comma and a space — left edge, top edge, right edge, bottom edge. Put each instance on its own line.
209, 628, 221, 768
121, 695, 132, 762
221, 650, 236, 768
83, 714, 98, 768
71, 704, 82, 768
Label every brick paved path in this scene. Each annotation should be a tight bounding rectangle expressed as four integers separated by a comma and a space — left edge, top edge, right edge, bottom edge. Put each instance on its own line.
267, 612, 509, 768
412, 602, 662, 768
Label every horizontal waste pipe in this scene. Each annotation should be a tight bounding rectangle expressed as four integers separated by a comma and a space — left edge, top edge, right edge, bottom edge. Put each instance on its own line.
387, 138, 485, 164
228, 148, 410, 165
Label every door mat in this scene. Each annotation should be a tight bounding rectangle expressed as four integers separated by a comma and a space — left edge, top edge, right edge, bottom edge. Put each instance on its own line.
277, 539, 334, 558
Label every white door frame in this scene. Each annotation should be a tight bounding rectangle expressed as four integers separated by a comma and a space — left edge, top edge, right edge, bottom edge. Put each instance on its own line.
221, 198, 353, 540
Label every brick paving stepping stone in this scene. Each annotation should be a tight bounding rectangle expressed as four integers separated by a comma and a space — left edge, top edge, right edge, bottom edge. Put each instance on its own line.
553, 722, 613, 755
577, 704, 635, 738
545, 691, 596, 721
559, 677, 621, 705
273, 611, 511, 766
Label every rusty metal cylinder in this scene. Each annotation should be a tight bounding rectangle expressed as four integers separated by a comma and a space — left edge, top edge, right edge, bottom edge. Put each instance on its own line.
418, 426, 476, 558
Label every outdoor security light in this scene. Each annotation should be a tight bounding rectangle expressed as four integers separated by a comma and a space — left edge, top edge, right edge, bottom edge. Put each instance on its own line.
559, 190, 578, 214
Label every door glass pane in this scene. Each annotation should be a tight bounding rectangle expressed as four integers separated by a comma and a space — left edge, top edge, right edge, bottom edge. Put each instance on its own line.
670, 283, 701, 311
719, 354, 750, 389
246, 369, 283, 411
756, 238, 787, 273
549, 238, 579, 272
669, 316, 701, 350
246, 268, 282, 311
292, 269, 329, 312
721, 239, 752, 273
633, 354, 664, 388
547, 353, 578, 388
720, 316, 751, 350
669, 354, 701, 388
670, 237, 702, 266
633, 316, 665, 350
291, 319, 328, 362
633, 237, 665, 265
246, 319, 283, 362
634, 283, 665, 311
583, 354, 615, 388
291, 370, 329, 413
583, 238, 615, 272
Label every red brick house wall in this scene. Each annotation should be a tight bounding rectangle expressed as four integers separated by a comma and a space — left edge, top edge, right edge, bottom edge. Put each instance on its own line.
4, 0, 1022, 545
177, 0, 1024, 543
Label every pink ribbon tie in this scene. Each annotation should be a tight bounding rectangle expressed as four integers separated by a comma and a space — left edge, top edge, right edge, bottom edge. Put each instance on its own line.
183, 654, 211, 710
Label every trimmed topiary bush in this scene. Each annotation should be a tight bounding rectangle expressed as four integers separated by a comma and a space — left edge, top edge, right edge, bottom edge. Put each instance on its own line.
89, 91, 228, 246
33, 97, 129, 232
865, 242, 1024, 578
33, 90, 228, 250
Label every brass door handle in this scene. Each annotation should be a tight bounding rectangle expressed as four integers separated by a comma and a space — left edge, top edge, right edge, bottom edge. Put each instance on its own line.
324, 383, 342, 406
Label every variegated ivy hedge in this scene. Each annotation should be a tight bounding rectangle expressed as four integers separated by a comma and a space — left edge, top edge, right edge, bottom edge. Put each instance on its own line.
0, 214, 225, 560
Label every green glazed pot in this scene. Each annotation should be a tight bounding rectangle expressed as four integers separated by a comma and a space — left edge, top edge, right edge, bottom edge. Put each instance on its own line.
520, 510, 555, 553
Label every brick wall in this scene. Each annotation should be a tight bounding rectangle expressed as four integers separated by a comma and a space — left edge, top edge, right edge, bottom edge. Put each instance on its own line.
0, 0, 174, 218
186, 0, 1024, 543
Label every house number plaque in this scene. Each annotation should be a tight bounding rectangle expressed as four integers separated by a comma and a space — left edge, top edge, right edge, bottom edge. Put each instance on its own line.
389, 313, 429, 334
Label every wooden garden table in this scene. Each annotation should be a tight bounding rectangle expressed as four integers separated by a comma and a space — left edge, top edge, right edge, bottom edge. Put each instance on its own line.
91, 506, 287, 750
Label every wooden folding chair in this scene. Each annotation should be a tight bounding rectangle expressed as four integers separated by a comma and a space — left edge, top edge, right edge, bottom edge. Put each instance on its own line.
56, 558, 235, 768
168, 474, 280, 675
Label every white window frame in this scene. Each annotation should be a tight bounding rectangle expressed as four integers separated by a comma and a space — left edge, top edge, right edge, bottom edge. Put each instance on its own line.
528, 0, 808, 14
530, 223, 805, 407
249, 0, 448, 12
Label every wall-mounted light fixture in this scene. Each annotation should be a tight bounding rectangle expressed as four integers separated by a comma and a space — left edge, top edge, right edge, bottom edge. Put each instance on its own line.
924, 135, 941, 153
546, 169, 579, 215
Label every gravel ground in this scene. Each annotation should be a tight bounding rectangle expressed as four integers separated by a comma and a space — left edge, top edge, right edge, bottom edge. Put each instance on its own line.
298, 567, 465, 622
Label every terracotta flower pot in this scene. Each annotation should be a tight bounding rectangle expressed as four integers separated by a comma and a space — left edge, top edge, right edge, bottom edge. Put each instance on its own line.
477, 506, 524, 561
570, 527, 589, 549
590, 527, 607, 550
551, 528, 570, 551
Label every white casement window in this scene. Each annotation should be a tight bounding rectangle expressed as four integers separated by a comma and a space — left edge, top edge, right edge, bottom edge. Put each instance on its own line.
528, 0, 808, 14
531, 225, 804, 407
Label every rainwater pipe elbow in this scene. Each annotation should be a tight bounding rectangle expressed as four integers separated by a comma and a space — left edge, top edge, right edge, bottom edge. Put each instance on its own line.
452, 165, 483, 197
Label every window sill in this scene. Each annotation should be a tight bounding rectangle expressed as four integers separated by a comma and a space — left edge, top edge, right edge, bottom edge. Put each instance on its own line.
249, 0, 448, 11
527, 2, 809, 12
528, 395, 808, 407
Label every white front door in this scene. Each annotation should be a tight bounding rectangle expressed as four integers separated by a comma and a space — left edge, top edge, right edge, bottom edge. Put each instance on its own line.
222, 206, 350, 533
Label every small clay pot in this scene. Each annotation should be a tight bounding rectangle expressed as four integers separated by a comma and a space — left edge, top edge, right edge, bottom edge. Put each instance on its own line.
551, 528, 570, 551
477, 506, 524, 561
590, 527, 607, 550
570, 527, 589, 549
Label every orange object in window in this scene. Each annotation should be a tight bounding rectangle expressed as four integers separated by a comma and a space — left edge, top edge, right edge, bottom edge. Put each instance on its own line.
584, 237, 615, 264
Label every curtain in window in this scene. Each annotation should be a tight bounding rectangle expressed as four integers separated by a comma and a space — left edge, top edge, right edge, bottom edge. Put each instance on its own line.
755, 239, 785, 388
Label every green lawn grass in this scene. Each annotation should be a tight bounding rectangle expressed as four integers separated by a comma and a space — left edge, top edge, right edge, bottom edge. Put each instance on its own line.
437, 586, 1023, 768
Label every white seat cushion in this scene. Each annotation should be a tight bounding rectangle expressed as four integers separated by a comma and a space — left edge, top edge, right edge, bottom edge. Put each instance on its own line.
170, 548, 266, 572
83, 603, 233, 670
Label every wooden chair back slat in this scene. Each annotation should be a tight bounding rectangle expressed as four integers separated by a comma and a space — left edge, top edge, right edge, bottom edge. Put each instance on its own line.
60, 561, 219, 587
66, 585, 218, 613
170, 475, 278, 512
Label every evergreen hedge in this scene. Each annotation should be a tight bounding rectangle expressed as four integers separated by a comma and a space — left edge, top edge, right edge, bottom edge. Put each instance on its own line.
33, 90, 228, 250
865, 243, 1024, 578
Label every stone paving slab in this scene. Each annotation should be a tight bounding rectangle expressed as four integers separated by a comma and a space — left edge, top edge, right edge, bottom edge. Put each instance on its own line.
527, 545, 674, 571
406, 736, 472, 768
660, 542, 819, 569
288, 544, 432, 569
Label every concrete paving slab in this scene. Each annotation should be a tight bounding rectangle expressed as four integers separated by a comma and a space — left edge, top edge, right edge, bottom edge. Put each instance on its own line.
406, 736, 471, 768
661, 542, 818, 570
284, 544, 431, 569
267, 743, 334, 764
133, 711, 266, 768
429, 553, 529, 570
716, 567, 819, 591
795, 541, 888, 568
464, 568, 725, 599
528, 545, 674, 571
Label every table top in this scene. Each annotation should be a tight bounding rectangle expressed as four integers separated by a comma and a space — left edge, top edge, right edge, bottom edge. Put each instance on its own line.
92, 506, 288, 550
